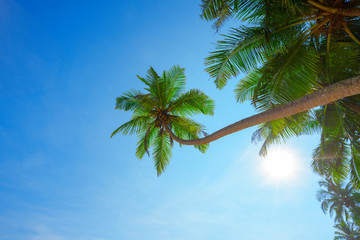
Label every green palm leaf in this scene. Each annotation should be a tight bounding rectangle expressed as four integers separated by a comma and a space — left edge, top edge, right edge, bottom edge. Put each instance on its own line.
164, 65, 186, 102
168, 89, 215, 116
111, 115, 153, 137
136, 122, 157, 159
153, 131, 173, 176
170, 116, 209, 153
252, 111, 319, 156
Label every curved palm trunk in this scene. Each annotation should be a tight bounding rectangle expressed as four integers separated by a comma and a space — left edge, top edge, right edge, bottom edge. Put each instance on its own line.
164, 75, 360, 145
340, 8, 360, 17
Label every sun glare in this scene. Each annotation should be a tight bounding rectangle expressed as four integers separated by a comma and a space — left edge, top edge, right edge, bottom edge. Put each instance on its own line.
260, 147, 300, 184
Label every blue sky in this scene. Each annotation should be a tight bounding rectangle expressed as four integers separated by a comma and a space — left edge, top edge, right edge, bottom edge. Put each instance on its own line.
0, 0, 334, 239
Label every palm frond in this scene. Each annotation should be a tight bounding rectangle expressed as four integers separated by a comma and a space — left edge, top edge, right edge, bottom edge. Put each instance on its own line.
205, 25, 281, 89
253, 111, 319, 156
138, 67, 168, 109
111, 115, 153, 137
153, 132, 173, 176
234, 69, 259, 103
170, 116, 209, 153
115, 89, 153, 112
205, 12, 327, 89
164, 65, 186, 102
168, 89, 215, 116
200, 0, 236, 30
136, 124, 158, 159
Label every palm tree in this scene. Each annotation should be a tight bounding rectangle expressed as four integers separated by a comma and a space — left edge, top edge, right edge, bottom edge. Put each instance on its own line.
113, 1, 360, 176
200, 0, 360, 183
334, 220, 360, 240
114, 70, 360, 148
113, 69, 360, 176
317, 179, 360, 223
111, 65, 214, 176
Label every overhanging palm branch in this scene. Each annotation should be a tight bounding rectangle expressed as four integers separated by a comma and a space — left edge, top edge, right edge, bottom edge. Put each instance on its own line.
203, 0, 360, 89
200, 0, 306, 29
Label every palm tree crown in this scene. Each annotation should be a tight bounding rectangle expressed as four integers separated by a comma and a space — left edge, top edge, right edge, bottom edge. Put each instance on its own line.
334, 220, 360, 240
111, 66, 215, 176
317, 179, 360, 223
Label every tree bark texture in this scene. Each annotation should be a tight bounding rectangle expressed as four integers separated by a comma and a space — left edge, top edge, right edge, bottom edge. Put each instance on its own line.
308, 0, 360, 16
164, 75, 360, 146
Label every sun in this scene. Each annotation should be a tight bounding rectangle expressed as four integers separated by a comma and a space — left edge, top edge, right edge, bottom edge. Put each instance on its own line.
259, 147, 300, 184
